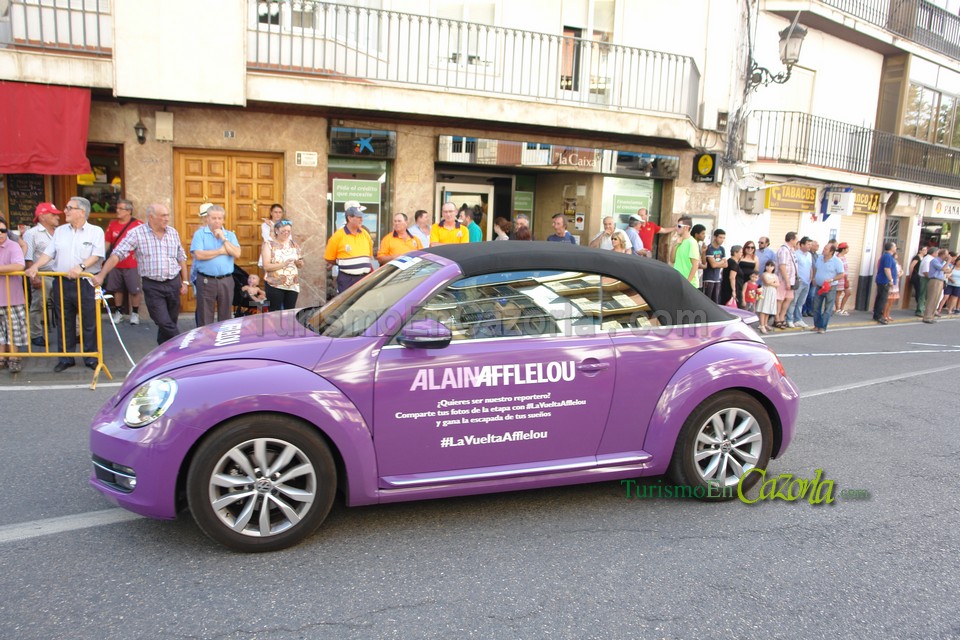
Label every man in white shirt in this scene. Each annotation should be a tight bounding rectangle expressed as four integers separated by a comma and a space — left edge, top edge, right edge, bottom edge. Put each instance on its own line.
24, 197, 105, 372
916, 247, 937, 316
23, 202, 62, 346
408, 209, 432, 248
589, 216, 616, 250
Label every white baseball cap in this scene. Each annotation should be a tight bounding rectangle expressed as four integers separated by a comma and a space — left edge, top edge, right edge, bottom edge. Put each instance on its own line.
343, 200, 367, 212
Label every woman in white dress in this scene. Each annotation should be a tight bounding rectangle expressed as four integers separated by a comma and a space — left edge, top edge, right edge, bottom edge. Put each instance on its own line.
258, 203, 285, 269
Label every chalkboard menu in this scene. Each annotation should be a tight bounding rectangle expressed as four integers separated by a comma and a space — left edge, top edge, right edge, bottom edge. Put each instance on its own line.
6, 174, 46, 228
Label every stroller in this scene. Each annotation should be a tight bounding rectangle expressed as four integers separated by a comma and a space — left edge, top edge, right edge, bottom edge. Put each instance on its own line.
232, 264, 270, 317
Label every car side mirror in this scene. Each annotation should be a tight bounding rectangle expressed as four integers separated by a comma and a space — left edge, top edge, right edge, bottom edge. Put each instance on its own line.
397, 319, 453, 349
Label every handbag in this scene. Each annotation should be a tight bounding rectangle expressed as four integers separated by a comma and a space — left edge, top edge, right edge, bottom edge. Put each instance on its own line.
817, 281, 831, 295
724, 297, 738, 308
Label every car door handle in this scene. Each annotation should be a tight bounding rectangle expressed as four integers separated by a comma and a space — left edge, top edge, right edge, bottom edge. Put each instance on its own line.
577, 360, 610, 373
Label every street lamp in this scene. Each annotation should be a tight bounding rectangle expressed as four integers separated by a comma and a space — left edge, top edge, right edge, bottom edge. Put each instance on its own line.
133, 119, 147, 145
748, 20, 808, 91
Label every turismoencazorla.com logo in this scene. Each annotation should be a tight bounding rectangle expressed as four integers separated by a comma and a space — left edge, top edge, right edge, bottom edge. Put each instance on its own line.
621, 469, 870, 504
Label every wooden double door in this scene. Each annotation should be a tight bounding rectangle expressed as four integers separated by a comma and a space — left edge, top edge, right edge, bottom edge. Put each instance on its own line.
174, 150, 284, 311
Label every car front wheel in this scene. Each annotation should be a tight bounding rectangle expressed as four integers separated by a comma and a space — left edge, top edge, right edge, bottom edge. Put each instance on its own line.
668, 391, 773, 500
187, 415, 336, 552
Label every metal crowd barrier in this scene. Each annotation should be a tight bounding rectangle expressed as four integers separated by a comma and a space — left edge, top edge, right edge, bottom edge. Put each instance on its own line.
2, 271, 112, 389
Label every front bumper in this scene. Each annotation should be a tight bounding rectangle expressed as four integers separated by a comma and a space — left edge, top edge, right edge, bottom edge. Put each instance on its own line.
89, 403, 204, 520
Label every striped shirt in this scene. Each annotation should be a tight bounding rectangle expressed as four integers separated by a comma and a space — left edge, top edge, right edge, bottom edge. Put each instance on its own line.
112, 224, 187, 281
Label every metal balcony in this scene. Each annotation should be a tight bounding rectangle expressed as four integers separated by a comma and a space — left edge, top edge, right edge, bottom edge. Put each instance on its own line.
818, 0, 960, 60
247, 0, 700, 122
3, 0, 112, 55
752, 110, 960, 189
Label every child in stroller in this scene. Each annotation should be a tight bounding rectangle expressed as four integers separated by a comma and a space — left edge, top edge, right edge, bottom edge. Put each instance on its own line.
232, 265, 269, 316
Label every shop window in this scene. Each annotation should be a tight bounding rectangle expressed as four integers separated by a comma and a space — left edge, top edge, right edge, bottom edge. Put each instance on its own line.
327, 156, 390, 247
77, 143, 124, 230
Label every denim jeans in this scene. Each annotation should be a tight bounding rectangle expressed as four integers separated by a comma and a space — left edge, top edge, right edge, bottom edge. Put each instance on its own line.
788, 280, 810, 323
813, 289, 837, 330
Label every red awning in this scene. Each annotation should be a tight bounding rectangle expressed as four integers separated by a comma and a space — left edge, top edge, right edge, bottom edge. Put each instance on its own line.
0, 81, 93, 175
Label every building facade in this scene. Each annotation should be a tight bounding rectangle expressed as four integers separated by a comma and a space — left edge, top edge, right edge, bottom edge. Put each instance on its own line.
2, 0, 960, 308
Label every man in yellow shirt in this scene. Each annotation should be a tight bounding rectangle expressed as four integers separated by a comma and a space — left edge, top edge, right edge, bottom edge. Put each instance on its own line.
430, 202, 469, 245
377, 213, 423, 265
325, 204, 374, 293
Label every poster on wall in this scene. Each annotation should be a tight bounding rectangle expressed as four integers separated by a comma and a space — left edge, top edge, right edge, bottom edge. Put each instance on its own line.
514, 191, 534, 213
332, 178, 381, 237
612, 194, 651, 229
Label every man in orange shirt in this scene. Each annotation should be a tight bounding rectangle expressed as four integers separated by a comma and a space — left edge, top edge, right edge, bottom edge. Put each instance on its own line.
325, 205, 374, 293
377, 213, 422, 265
430, 202, 469, 245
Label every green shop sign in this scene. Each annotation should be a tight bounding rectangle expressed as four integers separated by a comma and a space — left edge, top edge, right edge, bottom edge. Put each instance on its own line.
613, 195, 649, 216
332, 179, 381, 204
514, 191, 534, 211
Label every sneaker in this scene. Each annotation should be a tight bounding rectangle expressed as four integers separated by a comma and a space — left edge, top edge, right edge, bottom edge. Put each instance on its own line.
795, 320, 808, 328
111, 310, 122, 324
129, 314, 140, 325
8, 358, 22, 373
786, 321, 796, 328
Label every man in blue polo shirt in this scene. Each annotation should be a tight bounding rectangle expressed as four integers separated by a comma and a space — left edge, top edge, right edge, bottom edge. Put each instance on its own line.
190, 205, 240, 326
872, 241, 897, 324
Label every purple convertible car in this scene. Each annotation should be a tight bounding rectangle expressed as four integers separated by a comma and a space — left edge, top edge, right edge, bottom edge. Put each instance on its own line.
90, 242, 798, 551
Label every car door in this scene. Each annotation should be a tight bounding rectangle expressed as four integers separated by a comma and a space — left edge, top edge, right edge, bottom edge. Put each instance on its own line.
373, 270, 617, 486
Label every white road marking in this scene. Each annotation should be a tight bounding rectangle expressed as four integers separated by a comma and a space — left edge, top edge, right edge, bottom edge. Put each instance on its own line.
801, 363, 960, 399
1, 382, 123, 392
780, 349, 960, 357
0, 509, 142, 544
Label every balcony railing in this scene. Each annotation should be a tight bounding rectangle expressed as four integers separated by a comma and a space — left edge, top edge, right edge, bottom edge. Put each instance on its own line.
751, 110, 960, 189
819, 0, 960, 60
2, 0, 111, 54
247, 1, 700, 122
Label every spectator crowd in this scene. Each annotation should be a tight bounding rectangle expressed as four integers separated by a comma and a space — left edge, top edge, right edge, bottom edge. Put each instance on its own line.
2, 198, 957, 376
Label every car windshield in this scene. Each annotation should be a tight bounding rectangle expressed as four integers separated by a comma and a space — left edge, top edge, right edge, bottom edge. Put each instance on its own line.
299, 256, 442, 338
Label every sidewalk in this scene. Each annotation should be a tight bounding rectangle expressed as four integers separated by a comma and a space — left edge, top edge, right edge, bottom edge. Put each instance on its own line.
764, 304, 957, 334
1, 305, 955, 387
1, 312, 189, 387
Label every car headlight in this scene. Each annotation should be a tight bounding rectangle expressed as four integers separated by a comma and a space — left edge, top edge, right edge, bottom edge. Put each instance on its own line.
124, 378, 178, 428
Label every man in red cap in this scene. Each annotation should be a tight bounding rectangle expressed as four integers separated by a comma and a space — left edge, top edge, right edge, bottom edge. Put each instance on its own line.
23, 202, 62, 347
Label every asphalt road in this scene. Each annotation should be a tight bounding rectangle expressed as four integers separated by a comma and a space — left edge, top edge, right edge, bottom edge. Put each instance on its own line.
1, 319, 958, 639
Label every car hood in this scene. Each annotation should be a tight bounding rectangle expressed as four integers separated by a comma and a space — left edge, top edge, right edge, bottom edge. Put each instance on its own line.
116, 310, 331, 397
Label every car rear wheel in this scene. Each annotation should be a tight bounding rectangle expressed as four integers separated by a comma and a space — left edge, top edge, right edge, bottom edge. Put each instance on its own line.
187, 415, 336, 552
667, 391, 772, 500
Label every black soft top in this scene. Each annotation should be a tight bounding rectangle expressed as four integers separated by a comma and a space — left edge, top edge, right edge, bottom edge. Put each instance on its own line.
422, 242, 734, 325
